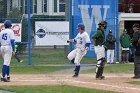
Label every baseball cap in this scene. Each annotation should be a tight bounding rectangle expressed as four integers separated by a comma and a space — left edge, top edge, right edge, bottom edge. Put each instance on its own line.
123, 29, 127, 32
132, 23, 140, 28
109, 30, 112, 33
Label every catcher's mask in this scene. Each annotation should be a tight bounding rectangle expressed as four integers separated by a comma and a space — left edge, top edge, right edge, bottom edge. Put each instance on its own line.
98, 21, 107, 29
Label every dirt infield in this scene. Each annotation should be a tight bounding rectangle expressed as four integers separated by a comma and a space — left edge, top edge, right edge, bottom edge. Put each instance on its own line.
0, 74, 140, 93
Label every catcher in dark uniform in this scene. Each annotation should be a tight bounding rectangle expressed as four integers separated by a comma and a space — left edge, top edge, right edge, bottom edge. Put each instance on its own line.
92, 21, 107, 80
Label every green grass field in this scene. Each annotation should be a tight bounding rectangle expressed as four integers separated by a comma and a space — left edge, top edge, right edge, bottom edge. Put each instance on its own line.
0, 48, 96, 66
0, 48, 135, 93
0, 85, 118, 93
0, 66, 70, 74
82, 64, 134, 74
127, 81, 140, 85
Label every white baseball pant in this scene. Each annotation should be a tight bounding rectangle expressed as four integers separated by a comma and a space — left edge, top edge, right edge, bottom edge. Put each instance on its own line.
1, 46, 12, 66
94, 45, 105, 60
107, 49, 114, 63
67, 48, 87, 66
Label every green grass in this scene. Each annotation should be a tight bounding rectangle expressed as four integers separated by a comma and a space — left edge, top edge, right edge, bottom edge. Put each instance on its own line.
0, 48, 96, 65
82, 64, 134, 74
127, 81, 140, 85
0, 66, 70, 74
0, 85, 118, 93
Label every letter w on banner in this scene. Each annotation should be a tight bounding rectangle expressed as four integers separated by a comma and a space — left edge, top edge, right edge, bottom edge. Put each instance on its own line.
73, 0, 118, 57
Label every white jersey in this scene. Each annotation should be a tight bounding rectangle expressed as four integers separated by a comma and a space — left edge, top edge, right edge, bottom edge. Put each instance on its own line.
0, 28, 15, 46
75, 31, 91, 48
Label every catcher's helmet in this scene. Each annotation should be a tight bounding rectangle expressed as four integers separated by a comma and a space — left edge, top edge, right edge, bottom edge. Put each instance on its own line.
98, 21, 107, 29
77, 23, 85, 30
4, 20, 12, 28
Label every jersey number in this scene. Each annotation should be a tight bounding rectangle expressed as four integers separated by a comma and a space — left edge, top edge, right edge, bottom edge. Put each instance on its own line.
2, 33, 7, 40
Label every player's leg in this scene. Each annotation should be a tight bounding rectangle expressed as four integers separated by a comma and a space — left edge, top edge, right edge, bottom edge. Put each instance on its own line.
1, 46, 7, 81
122, 50, 125, 63
1, 46, 12, 82
133, 54, 140, 79
107, 50, 110, 64
95, 46, 105, 79
15, 52, 20, 62
126, 50, 129, 63
72, 49, 86, 77
67, 49, 77, 64
110, 50, 114, 64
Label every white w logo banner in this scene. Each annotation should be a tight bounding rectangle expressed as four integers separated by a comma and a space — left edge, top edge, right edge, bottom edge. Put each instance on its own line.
73, 0, 118, 57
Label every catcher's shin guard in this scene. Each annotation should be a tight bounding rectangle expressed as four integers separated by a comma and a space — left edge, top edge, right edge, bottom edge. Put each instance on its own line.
96, 58, 105, 78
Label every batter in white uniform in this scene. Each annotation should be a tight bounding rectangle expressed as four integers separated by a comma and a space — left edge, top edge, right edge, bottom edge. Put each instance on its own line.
67, 23, 91, 77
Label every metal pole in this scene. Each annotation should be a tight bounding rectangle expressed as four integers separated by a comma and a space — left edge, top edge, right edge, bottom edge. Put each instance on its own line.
28, 0, 31, 65
69, 0, 73, 51
115, 0, 119, 63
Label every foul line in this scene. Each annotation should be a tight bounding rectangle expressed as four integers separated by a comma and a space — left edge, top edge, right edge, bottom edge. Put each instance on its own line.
14, 78, 140, 91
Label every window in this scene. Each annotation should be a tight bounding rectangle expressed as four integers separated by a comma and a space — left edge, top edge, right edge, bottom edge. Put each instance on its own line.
20, 0, 23, 13
42, 0, 48, 13
33, 0, 37, 13
59, 0, 65, 12
44, 0, 47, 12
25, 0, 27, 14
54, 0, 65, 13
54, 0, 57, 12
31, 0, 33, 14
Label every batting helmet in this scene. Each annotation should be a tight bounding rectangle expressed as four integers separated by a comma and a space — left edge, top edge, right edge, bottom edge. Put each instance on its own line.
77, 23, 85, 30
4, 20, 12, 28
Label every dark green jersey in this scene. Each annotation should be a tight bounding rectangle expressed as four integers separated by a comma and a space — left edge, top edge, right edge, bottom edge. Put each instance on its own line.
92, 29, 105, 46
120, 34, 131, 48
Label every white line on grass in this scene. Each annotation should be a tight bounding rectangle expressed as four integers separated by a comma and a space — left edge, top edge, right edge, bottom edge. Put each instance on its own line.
14, 78, 140, 91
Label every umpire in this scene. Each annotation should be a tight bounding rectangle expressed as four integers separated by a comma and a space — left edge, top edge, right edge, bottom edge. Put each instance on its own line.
132, 23, 140, 79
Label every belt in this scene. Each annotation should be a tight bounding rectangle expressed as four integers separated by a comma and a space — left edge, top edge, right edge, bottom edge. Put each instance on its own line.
1, 44, 10, 46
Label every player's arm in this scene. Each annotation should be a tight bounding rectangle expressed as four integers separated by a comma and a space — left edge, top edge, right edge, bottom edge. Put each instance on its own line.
67, 39, 76, 43
92, 30, 102, 45
67, 34, 78, 43
84, 33, 91, 51
92, 37, 96, 45
10, 31, 15, 55
10, 39, 15, 52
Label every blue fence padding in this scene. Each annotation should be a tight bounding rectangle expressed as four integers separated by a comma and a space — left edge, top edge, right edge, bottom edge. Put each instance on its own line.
72, 0, 118, 60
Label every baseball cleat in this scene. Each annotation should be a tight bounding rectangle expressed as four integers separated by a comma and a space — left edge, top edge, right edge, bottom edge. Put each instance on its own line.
19, 60, 23, 63
96, 76, 105, 80
72, 74, 79, 77
7, 76, 10, 81
132, 76, 140, 79
1, 78, 10, 82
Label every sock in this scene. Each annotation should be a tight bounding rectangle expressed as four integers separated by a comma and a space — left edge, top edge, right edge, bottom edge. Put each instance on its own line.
70, 58, 75, 64
7, 66, 10, 77
75, 65, 80, 71
2, 65, 7, 78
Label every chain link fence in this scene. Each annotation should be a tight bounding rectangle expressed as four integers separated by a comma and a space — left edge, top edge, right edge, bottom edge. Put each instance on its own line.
0, 0, 73, 66
0, 0, 127, 65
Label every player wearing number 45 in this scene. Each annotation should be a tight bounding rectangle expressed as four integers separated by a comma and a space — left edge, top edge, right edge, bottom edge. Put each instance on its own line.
0, 20, 15, 82
67, 23, 91, 77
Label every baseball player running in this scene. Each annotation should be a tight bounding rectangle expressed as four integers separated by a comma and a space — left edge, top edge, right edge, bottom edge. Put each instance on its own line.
92, 21, 107, 80
67, 23, 91, 77
0, 20, 15, 82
